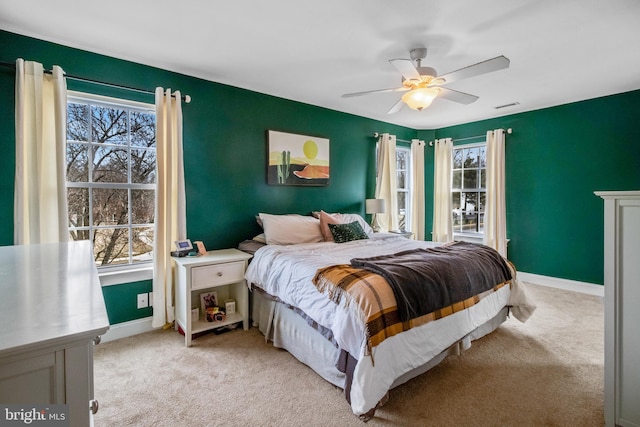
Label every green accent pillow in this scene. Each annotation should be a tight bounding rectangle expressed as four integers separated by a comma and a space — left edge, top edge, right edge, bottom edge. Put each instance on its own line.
328, 221, 369, 243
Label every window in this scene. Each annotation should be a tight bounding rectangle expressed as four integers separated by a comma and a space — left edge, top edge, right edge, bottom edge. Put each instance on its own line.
66, 92, 156, 269
452, 142, 486, 236
396, 146, 411, 231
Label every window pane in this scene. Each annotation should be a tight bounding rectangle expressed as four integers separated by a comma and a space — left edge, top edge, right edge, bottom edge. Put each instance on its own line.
94, 227, 129, 266
479, 146, 486, 167
66, 143, 89, 182
132, 226, 154, 263
452, 191, 461, 232
479, 192, 486, 213
452, 170, 462, 189
397, 170, 406, 189
397, 191, 406, 211
396, 150, 407, 170
132, 189, 155, 224
131, 149, 156, 184
453, 149, 462, 168
462, 192, 478, 212
92, 105, 128, 144
93, 146, 128, 183
67, 103, 89, 142
130, 111, 156, 148
68, 187, 89, 228
480, 169, 486, 189
92, 188, 128, 226
464, 147, 479, 168
463, 169, 478, 189
69, 230, 90, 242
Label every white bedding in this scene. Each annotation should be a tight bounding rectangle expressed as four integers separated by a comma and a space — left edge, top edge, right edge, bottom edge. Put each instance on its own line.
245, 234, 534, 417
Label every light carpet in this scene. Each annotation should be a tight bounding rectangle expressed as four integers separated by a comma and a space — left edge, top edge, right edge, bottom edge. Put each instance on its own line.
93, 283, 604, 426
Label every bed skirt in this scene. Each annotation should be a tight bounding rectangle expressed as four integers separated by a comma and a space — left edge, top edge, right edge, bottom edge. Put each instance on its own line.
250, 287, 509, 413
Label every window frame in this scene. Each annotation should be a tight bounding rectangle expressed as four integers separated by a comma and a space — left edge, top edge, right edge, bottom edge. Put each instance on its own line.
396, 145, 412, 232
451, 141, 486, 241
66, 91, 156, 285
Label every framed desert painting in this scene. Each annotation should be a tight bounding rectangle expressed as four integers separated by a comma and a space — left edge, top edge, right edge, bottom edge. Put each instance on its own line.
267, 130, 330, 186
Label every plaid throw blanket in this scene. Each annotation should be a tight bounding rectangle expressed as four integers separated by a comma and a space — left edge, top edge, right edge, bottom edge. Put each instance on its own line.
351, 241, 513, 322
312, 245, 511, 355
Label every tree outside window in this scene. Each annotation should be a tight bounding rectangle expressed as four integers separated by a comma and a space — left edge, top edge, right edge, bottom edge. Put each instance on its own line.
67, 94, 156, 268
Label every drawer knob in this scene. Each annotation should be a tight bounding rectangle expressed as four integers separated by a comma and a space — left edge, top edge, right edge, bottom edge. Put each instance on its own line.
217, 272, 223, 277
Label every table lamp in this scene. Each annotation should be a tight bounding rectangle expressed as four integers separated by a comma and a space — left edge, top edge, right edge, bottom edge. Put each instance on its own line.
365, 198, 386, 232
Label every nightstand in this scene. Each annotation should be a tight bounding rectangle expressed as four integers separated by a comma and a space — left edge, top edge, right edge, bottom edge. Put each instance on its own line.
173, 248, 252, 347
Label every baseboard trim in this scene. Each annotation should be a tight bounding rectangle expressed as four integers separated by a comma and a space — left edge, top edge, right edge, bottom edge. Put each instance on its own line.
101, 317, 155, 343
99, 273, 603, 342
518, 272, 604, 297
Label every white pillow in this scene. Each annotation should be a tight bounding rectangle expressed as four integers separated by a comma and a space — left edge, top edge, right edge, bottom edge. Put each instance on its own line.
258, 213, 324, 245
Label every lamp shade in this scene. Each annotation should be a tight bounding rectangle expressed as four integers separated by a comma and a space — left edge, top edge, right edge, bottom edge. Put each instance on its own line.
401, 87, 439, 111
365, 198, 386, 214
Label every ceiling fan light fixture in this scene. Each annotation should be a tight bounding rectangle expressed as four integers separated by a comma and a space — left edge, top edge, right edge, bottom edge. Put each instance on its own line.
401, 87, 439, 111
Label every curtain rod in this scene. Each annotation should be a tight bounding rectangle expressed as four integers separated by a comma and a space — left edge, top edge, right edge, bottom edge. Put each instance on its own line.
0, 61, 191, 103
372, 132, 413, 144
428, 128, 512, 146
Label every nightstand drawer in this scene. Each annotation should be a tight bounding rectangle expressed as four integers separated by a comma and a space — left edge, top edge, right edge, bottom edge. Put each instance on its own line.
191, 261, 245, 290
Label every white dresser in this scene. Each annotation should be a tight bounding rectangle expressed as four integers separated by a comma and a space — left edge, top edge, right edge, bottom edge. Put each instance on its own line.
596, 191, 640, 427
0, 241, 110, 427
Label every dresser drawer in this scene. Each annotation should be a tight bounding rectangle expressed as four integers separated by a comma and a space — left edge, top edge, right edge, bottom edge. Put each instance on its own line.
191, 261, 245, 290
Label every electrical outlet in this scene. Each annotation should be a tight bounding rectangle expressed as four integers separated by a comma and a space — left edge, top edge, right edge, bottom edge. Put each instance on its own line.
137, 293, 148, 309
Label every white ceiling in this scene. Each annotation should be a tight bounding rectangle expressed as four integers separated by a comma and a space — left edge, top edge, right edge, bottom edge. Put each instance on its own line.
1, 0, 640, 129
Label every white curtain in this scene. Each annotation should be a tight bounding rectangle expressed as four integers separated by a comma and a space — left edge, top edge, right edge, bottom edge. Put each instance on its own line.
152, 88, 187, 329
410, 139, 425, 240
484, 129, 507, 257
432, 138, 453, 242
374, 133, 398, 232
14, 59, 69, 245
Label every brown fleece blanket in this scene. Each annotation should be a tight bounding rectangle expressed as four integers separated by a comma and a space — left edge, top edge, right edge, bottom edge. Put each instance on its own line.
350, 241, 512, 322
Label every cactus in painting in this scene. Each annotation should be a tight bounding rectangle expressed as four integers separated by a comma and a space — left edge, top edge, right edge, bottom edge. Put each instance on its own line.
277, 150, 291, 183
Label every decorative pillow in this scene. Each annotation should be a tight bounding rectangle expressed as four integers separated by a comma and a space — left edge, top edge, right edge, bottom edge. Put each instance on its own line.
318, 210, 341, 242
328, 221, 369, 243
339, 213, 374, 235
258, 213, 324, 245
313, 211, 374, 235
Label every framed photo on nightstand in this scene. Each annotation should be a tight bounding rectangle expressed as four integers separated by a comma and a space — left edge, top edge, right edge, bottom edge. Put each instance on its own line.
199, 291, 218, 315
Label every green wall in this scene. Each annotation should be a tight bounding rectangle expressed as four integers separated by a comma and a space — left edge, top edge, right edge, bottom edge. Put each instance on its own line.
0, 30, 416, 324
2, 29, 638, 325
419, 90, 640, 284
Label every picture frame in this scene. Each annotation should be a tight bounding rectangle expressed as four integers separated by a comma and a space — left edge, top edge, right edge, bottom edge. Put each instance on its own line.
199, 291, 218, 315
267, 130, 330, 186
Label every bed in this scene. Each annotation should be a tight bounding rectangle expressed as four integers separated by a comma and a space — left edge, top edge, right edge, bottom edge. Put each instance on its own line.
243, 212, 535, 421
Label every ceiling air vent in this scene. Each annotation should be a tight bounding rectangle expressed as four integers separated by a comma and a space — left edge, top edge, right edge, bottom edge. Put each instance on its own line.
494, 102, 520, 109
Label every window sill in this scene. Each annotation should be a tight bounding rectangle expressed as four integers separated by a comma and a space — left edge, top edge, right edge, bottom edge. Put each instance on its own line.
454, 233, 484, 244
99, 265, 153, 287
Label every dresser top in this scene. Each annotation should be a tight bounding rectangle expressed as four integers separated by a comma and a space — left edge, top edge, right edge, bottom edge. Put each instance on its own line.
0, 241, 110, 355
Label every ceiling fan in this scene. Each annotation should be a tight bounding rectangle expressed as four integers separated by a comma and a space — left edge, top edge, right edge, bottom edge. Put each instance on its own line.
342, 48, 510, 114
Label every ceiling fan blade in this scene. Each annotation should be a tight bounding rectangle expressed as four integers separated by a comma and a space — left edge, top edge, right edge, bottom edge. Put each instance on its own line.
436, 55, 510, 85
437, 87, 479, 104
387, 99, 405, 114
342, 87, 408, 98
389, 59, 421, 81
